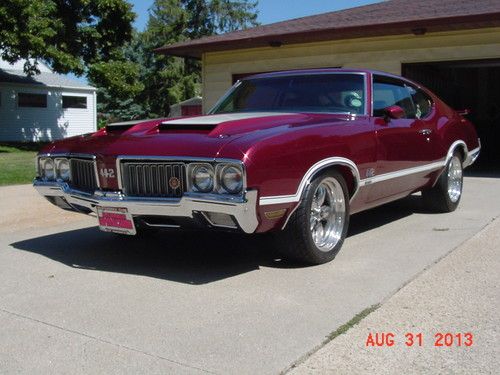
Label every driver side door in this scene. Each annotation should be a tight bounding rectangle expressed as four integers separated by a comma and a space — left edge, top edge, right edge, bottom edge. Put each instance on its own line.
368, 75, 436, 202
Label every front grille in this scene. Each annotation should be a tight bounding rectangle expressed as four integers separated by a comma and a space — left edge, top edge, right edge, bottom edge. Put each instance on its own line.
121, 162, 187, 198
70, 158, 98, 192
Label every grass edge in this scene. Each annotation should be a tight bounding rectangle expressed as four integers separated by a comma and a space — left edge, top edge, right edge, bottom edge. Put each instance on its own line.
281, 303, 380, 374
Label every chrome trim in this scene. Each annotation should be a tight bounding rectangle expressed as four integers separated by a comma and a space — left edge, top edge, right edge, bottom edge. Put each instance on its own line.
143, 222, 181, 229
187, 163, 215, 193
446, 140, 468, 164
36, 153, 100, 189
370, 72, 436, 118
121, 161, 187, 197
309, 176, 346, 251
115, 156, 247, 197
263, 139, 480, 208
463, 139, 481, 168
33, 180, 258, 234
200, 212, 238, 230
433, 139, 479, 184
54, 157, 71, 182
359, 160, 445, 186
209, 72, 369, 116
276, 139, 480, 229
215, 162, 244, 194
259, 157, 361, 206
263, 157, 361, 231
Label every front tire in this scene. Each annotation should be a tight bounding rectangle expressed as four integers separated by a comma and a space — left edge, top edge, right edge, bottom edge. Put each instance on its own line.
276, 171, 350, 265
422, 151, 463, 212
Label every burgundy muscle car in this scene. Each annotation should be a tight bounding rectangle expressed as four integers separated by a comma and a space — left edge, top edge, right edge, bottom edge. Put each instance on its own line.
34, 69, 480, 264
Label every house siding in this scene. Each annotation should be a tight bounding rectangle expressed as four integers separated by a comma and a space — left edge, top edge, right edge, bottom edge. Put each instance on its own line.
202, 27, 500, 111
0, 84, 96, 142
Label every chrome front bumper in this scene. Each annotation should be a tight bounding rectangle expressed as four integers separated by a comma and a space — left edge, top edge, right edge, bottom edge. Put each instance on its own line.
33, 180, 259, 233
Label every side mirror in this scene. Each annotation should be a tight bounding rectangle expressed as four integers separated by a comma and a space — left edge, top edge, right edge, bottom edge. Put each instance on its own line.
456, 108, 471, 116
384, 105, 405, 120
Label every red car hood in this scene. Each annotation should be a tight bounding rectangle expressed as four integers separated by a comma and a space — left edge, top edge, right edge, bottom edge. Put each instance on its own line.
44, 112, 346, 159
42, 112, 349, 190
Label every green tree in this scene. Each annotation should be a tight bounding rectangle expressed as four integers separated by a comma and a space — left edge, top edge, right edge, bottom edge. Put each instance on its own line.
0, 0, 146, 124
136, 0, 259, 118
0, 0, 136, 76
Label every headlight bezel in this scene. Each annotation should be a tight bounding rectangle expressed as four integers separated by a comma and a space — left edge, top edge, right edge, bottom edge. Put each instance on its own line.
189, 163, 215, 193
39, 157, 55, 181
54, 157, 71, 181
216, 163, 244, 194
188, 161, 245, 195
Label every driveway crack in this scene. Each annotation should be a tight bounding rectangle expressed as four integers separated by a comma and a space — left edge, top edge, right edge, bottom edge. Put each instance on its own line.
0, 307, 218, 374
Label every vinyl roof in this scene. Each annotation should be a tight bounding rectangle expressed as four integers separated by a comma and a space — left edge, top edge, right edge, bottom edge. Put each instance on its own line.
156, 0, 500, 59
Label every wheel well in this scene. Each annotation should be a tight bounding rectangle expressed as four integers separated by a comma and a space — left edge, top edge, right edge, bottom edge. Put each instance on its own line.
310, 165, 357, 199
453, 145, 466, 163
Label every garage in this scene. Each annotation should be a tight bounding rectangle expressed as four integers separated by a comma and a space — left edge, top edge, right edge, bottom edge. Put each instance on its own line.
403, 60, 500, 169
158, 0, 500, 168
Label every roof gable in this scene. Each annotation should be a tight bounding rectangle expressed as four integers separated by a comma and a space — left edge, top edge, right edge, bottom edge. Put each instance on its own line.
157, 0, 500, 58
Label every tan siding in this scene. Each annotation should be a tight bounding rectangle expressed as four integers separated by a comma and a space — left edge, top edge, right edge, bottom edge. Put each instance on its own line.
202, 27, 500, 110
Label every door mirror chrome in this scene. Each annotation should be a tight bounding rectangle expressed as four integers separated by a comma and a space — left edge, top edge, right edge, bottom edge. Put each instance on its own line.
456, 108, 471, 116
384, 105, 405, 120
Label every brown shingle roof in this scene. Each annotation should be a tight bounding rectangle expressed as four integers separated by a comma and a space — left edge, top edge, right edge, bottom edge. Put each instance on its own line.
156, 0, 500, 58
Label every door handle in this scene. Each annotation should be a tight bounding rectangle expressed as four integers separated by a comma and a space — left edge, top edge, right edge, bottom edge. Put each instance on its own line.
418, 129, 432, 135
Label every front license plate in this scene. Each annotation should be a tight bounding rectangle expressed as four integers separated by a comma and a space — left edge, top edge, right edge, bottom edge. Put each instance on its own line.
97, 206, 136, 235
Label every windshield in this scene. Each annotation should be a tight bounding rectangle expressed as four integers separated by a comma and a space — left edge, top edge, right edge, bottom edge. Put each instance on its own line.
211, 73, 366, 115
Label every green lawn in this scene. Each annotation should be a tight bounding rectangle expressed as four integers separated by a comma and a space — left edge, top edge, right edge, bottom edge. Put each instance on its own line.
0, 143, 46, 186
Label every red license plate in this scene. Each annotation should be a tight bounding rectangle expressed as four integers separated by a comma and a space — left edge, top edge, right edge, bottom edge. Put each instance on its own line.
97, 206, 136, 235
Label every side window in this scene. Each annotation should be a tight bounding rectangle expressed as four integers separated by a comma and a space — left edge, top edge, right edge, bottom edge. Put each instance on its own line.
18, 93, 47, 108
409, 87, 433, 119
373, 76, 416, 118
63, 96, 87, 109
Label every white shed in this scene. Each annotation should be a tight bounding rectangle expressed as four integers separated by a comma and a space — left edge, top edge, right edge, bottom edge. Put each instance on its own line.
0, 59, 96, 142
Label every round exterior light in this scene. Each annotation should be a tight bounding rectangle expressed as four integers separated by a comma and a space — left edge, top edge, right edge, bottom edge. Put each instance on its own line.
40, 158, 55, 180
220, 165, 243, 194
56, 158, 71, 181
192, 165, 214, 192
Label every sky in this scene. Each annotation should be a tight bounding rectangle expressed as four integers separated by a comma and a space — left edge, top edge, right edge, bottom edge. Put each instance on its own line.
70, 0, 381, 83
131, 0, 382, 31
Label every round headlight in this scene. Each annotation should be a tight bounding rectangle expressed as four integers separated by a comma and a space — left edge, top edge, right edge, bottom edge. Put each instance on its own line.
41, 158, 55, 180
192, 165, 214, 192
56, 159, 70, 181
220, 165, 243, 194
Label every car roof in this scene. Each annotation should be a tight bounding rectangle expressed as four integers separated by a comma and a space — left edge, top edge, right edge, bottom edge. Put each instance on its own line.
244, 68, 420, 81
241, 68, 431, 94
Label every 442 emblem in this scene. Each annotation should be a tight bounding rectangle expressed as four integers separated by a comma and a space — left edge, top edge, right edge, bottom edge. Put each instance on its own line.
99, 168, 116, 179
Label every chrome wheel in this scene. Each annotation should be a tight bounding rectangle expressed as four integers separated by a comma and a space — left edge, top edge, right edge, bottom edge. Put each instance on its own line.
309, 177, 346, 252
447, 156, 463, 203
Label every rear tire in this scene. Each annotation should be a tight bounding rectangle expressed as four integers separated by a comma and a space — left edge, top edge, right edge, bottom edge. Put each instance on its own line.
422, 151, 463, 212
275, 170, 350, 265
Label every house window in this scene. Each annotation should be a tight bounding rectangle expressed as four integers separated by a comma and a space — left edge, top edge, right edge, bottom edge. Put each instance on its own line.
62, 95, 87, 109
18, 93, 47, 108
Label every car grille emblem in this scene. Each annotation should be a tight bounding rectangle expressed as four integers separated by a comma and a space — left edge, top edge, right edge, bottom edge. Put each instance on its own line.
169, 176, 180, 190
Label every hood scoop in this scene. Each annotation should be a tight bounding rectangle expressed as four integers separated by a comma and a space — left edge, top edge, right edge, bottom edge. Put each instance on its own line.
106, 118, 158, 131
158, 112, 292, 133
158, 122, 217, 131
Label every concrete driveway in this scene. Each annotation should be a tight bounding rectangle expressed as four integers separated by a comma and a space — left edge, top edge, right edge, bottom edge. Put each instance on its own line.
0, 175, 499, 374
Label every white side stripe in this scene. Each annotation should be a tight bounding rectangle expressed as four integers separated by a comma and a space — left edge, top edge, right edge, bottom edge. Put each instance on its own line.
259, 160, 445, 205
358, 160, 445, 187
259, 157, 360, 206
